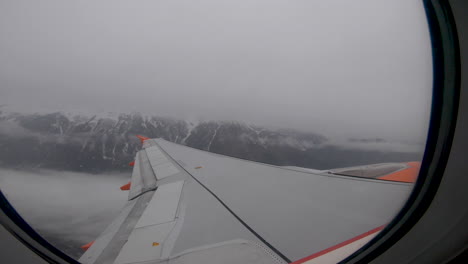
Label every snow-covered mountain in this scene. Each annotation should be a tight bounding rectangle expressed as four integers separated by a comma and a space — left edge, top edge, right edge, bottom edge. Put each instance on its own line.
0, 110, 422, 172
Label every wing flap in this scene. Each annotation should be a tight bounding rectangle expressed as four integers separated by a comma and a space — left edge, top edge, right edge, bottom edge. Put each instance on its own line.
134, 180, 184, 228
113, 222, 176, 264
146, 145, 180, 180
128, 150, 157, 200
79, 192, 154, 264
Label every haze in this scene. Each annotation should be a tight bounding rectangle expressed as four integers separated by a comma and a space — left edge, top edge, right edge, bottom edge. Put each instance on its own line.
0, 0, 432, 141
0, 168, 129, 258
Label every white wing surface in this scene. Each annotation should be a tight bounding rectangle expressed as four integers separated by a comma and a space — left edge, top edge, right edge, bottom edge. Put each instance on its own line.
79, 138, 413, 264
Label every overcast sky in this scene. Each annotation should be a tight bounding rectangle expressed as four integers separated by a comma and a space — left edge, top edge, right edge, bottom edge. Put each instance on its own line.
0, 0, 432, 141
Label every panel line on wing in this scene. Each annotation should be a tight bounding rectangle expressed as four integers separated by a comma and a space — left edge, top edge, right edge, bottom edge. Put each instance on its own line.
129, 150, 158, 200
135, 181, 184, 228
113, 181, 186, 264
88, 191, 156, 264
145, 145, 181, 180
153, 140, 292, 263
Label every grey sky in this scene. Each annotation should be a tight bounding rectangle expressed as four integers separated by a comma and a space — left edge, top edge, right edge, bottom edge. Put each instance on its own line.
0, 0, 432, 141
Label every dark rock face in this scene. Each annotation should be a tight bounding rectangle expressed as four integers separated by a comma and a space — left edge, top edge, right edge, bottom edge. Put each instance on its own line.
0, 111, 422, 172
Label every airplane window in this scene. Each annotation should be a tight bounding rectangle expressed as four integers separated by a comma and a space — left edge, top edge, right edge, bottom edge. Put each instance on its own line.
0, 0, 443, 263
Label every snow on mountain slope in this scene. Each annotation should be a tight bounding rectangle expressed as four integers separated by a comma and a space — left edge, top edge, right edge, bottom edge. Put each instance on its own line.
0, 110, 423, 172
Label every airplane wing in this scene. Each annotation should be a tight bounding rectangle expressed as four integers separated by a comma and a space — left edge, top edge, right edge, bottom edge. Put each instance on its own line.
79, 137, 414, 264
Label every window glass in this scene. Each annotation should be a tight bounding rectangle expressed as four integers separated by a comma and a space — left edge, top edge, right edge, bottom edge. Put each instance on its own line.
0, 0, 432, 263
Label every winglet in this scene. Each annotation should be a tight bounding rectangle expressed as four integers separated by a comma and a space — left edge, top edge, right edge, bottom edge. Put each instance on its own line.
129, 161, 135, 166
81, 241, 94, 251
378, 162, 421, 183
136, 135, 150, 144
120, 182, 131, 191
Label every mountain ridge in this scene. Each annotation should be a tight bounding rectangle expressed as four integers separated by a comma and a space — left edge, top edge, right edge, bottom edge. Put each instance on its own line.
0, 110, 422, 172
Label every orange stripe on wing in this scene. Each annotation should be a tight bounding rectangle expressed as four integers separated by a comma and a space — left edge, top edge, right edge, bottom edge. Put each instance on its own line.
378, 162, 421, 183
81, 241, 94, 251
120, 182, 131, 191
136, 135, 150, 144
291, 225, 385, 264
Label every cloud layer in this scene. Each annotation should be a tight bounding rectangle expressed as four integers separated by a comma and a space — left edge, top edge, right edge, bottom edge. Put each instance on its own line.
0, 168, 129, 258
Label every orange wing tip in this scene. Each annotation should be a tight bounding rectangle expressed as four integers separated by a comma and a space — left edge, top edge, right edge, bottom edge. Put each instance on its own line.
136, 135, 150, 144
81, 241, 94, 251
129, 161, 135, 166
120, 182, 131, 191
378, 162, 421, 183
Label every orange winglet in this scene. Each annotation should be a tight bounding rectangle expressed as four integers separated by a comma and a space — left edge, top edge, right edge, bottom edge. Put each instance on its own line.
136, 135, 150, 144
129, 161, 135, 166
81, 241, 94, 251
378, 162, 421, 183
120, 182, 131, 191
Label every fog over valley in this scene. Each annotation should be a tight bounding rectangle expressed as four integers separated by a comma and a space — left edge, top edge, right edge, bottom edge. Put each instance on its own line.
0, 168, 129, 258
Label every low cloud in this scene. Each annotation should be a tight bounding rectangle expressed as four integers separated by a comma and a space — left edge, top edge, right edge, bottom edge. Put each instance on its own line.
0, 120, 35, 138
0, 119, 89, 145
0, 168, 130, 258
325, 137, 425, 153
